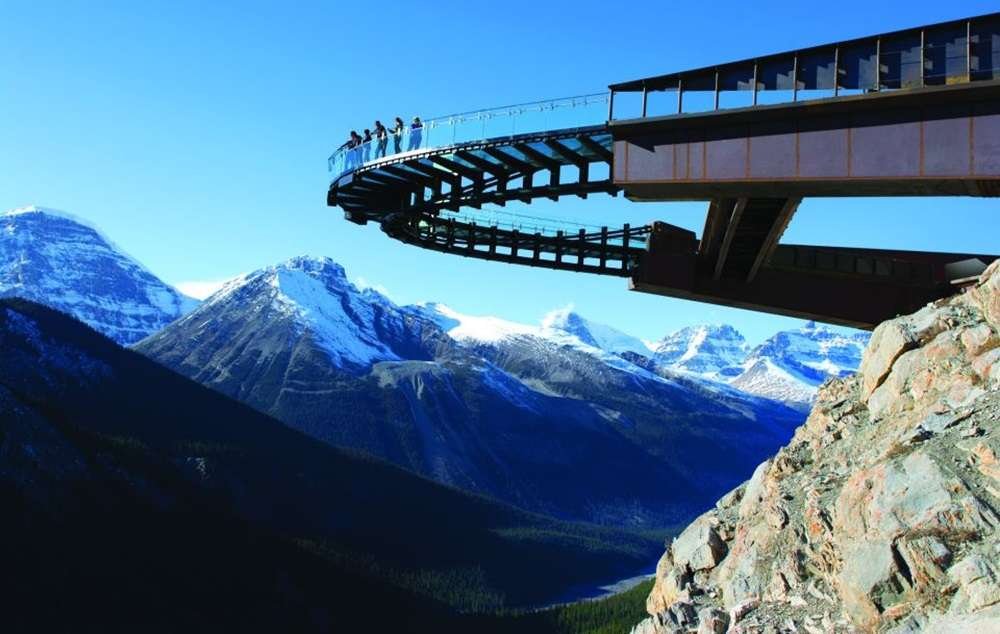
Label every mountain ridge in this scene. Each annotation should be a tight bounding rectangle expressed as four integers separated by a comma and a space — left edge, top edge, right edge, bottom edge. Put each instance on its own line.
137, 255, 806, 527
0, 205, 198, 344
0, 296, 662, 621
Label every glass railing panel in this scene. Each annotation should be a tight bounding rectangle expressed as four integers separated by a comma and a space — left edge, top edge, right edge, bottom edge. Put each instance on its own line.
328, 93, 609, 182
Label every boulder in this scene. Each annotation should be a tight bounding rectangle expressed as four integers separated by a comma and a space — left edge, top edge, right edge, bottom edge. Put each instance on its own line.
696, 607, 729, 634
671, 515, 727, 572
948, 553, 1000, 613
737, 459, 772, 520
647, 554, 692, 614
972, 347, 1000, 383
896, 535, 951, 588
860, 321, 917, 399
960, 323, 999, 358
837, 540, 901, 626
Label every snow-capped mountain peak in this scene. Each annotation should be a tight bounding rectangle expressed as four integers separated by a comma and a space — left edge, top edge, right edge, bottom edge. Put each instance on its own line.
410, 302, 656, 363
540, 306, 654, 357
730, 322, 870, 410
191, 255, 417, 369
652, 323, 749, 378
0, 205, 198, 344
418, 303, 537, 344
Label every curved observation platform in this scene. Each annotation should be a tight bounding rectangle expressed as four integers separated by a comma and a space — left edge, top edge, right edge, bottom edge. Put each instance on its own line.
328, 12, 1000, 328
328, 114, 651, 276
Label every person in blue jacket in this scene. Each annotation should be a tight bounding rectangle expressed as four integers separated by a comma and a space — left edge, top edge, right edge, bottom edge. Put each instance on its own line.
407, 116, 423, 151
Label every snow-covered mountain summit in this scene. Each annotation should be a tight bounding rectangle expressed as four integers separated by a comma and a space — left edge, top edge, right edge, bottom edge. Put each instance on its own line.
170, 255, 440, 371
644, 320, 869, 410
651, 324, 749, 378
541, 306, 653, 357
408, 302, 653, 356
731, 321, 870, 410
0, 205, 197, 344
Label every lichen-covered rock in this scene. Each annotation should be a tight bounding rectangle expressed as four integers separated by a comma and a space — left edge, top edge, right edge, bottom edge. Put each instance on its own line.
635, 263, 1000, 633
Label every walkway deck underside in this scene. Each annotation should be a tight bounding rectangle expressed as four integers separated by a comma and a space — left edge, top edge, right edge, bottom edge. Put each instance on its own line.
383, 214, 649, 277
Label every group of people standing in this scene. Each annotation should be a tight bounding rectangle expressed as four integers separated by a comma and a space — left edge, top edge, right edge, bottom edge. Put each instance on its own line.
340, 116, 424, 169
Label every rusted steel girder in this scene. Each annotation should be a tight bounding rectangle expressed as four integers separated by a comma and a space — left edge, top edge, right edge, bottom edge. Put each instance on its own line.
611, 81, 1000, 199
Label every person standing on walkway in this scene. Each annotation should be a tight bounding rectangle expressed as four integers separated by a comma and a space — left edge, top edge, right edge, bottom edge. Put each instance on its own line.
374, 120, 388, 159
392, 117, 405, 154
347, 130, 362, 168
361, 129, 373, 163
407, 116, 423, 151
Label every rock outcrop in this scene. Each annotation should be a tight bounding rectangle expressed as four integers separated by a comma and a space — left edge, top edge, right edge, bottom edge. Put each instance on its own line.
633, 261, 1000, 633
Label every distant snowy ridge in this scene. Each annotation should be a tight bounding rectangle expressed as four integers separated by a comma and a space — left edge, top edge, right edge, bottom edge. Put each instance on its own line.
541, 306, 654, 357
639, 320, 869, 409
730, 321, 869, 410
411, 302, 652, 355
0, 206, 198, 344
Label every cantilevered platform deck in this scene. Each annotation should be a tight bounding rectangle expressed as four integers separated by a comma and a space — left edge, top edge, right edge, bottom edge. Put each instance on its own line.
328, 12, 1000, 329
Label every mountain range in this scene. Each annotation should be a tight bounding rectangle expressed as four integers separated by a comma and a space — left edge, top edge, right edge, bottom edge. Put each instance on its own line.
0, 204, 879, 629
136, 255, 805, 526
0, 206, 869, 527
0, 297, 667, 627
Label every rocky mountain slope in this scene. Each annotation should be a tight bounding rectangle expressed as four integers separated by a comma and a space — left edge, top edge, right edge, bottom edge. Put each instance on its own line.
137, 256, 804, 527
0, 205, 197, 343
632, 262, 1000, 633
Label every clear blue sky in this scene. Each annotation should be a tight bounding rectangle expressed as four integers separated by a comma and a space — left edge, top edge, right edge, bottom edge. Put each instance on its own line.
2, 0, 997, 346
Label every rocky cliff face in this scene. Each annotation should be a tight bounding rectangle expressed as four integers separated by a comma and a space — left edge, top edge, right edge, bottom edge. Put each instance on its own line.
633, 261, 1000, 634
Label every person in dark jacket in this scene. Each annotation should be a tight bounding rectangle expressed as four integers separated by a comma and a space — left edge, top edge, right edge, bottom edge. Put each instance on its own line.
391, 117, 405, 154
361, 129, 373, 162
347, 130, 362, 168
374, 120, 388, 159
407, 116, 423, 151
